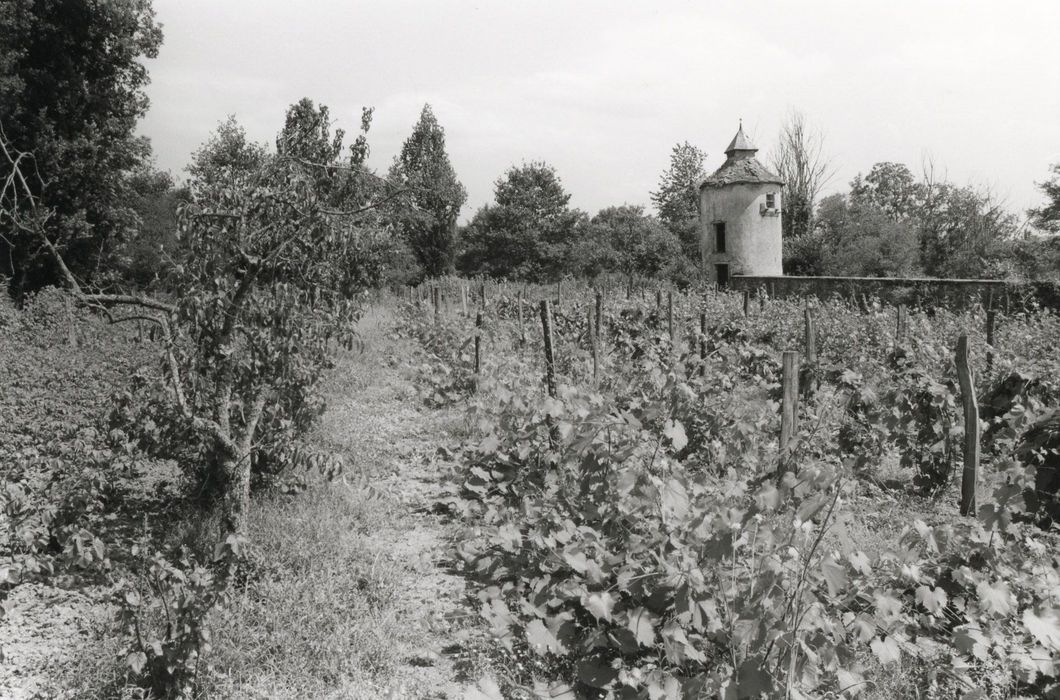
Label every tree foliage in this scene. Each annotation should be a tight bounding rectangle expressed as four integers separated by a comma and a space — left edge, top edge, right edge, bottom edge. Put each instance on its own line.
388, 104, 467, 278
849, 162, 923, 222
574, 205, 684, 284
0, 0, 163, 296
459, 162, 586, 281
1029, 163, 1060, 234
1, 100, 398, 540
650, 141, 707, 259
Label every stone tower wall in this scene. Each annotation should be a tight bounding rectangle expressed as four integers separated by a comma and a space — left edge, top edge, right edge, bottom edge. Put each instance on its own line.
700, 182, 783, 282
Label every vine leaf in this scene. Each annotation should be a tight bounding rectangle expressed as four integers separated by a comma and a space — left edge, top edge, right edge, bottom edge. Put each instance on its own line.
663, 419, 687, 451
627, 607, 658, 647
1023, 607, 1060, 651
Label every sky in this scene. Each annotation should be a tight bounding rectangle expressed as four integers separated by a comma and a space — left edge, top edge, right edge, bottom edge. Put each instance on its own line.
139, 0, 1060, 223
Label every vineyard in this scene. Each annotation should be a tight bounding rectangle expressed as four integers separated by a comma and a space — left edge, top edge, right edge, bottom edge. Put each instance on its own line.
397, 280, 1060, 699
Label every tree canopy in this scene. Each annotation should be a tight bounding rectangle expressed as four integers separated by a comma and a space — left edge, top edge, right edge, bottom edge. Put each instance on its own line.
459, 162, 585, 281
0, 0, 163, 296
650, 141, 707, 259
1029, 163, 1060, 233
388, 104, 467, 278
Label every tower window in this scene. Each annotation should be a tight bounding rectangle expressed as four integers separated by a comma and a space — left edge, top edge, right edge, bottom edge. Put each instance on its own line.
714, 222, 726, 253
766, 193, 776, 209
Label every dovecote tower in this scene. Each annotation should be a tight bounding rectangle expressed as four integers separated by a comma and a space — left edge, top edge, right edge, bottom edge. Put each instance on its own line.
699, 123, 784, 286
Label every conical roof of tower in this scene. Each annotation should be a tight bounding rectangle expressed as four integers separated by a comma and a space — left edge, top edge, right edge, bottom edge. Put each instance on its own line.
724, 123, 757, 156
700, 123, 784, 189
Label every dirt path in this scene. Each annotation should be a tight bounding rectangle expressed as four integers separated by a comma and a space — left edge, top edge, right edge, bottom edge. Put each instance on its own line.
312, 304, 472, 698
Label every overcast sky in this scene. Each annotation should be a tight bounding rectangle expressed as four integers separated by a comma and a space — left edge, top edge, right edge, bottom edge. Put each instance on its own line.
139, 0, 1060, 222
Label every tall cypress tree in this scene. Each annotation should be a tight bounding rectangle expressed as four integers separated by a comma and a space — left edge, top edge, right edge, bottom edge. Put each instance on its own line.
388, 105, 466, 277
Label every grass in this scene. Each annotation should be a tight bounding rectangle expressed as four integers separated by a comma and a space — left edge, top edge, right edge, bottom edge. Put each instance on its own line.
204, 486, 408, 698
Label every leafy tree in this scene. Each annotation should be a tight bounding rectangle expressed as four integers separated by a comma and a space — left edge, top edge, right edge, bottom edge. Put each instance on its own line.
388, 104, 467, 277
459, 162, 586, 281
119, 164, 190, 288
771, 111, 833, 239
187, 115, 268, 193
917, 180, 1019, 279
849, 162, 923, 221
650, 141, 707, 259
1, 106, 391, 540
581, 205, 683, 287
0, 0, 163, 296
815, 194, 920, 277
1029, 163, 1060, 233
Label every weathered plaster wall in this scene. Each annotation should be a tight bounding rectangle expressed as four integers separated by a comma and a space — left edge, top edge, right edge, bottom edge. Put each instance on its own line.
700, 183, 783, 282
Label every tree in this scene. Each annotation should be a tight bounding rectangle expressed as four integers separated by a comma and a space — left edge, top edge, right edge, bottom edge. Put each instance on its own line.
459, 162, 586, 281
388, 104, 467, 277
187, 115, 268, 192
650, 141, 707, 259
1029, 163, 1060, 233
815, 194, 920, 277
849, 162, 923, 222
580, 205, 683, 287
916, 179, 1019, 279
1, 106, 393, 540
0, 0, 163, 296
771, 111, 833, 239
119, 163, 190, 288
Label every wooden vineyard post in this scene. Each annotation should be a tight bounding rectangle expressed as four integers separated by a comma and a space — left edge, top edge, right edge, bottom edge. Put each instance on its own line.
474, 312, 483, 391
803, 307, 817, 367
432, 286, 440, 324
480, 283, 487, 309
779, 351, 800, 475
462, 286, 468, 317
540, 300, 559, 448
655, 289, 662, 326
595, 291, 602, 339
699, 312, 707, 378
743, 290, 750, 317
986, 310, 996, 372
955, 334, 980, 516
896, 305, 907, 345
540, 300, 557, 399
588, 308, 598, 386
667, 291, 674, 346
517, 289, 526, 345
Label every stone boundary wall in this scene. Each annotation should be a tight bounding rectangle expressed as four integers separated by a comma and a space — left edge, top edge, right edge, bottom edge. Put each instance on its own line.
731, 275, 1060, 311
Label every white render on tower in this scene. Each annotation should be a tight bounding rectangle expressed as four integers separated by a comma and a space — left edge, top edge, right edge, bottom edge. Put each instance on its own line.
699, 124, 785, 285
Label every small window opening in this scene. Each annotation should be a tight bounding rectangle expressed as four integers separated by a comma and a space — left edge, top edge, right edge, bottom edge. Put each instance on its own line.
766, 193, 776, 209
714, 222, 726, 253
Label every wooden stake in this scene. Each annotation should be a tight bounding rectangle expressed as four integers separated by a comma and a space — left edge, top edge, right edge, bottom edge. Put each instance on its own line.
594, 291, 602, 339
743, 290, 750, 317
540, 300, 559, 448
432, 286, 440, 323
588, 308, 598, 386
667, 291, 674, 345
474, 312, 482, 390
517, 289, 526, 345
955, 334, 979, 516
699, 311, 707, 378
779, 351, 800, 475
896, 305, 907, 344
462, 286, 468, 317
986, 310, 996, 372
803, 307, 817, 367
540, 300, 557, 399
480, 283, 486, 309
